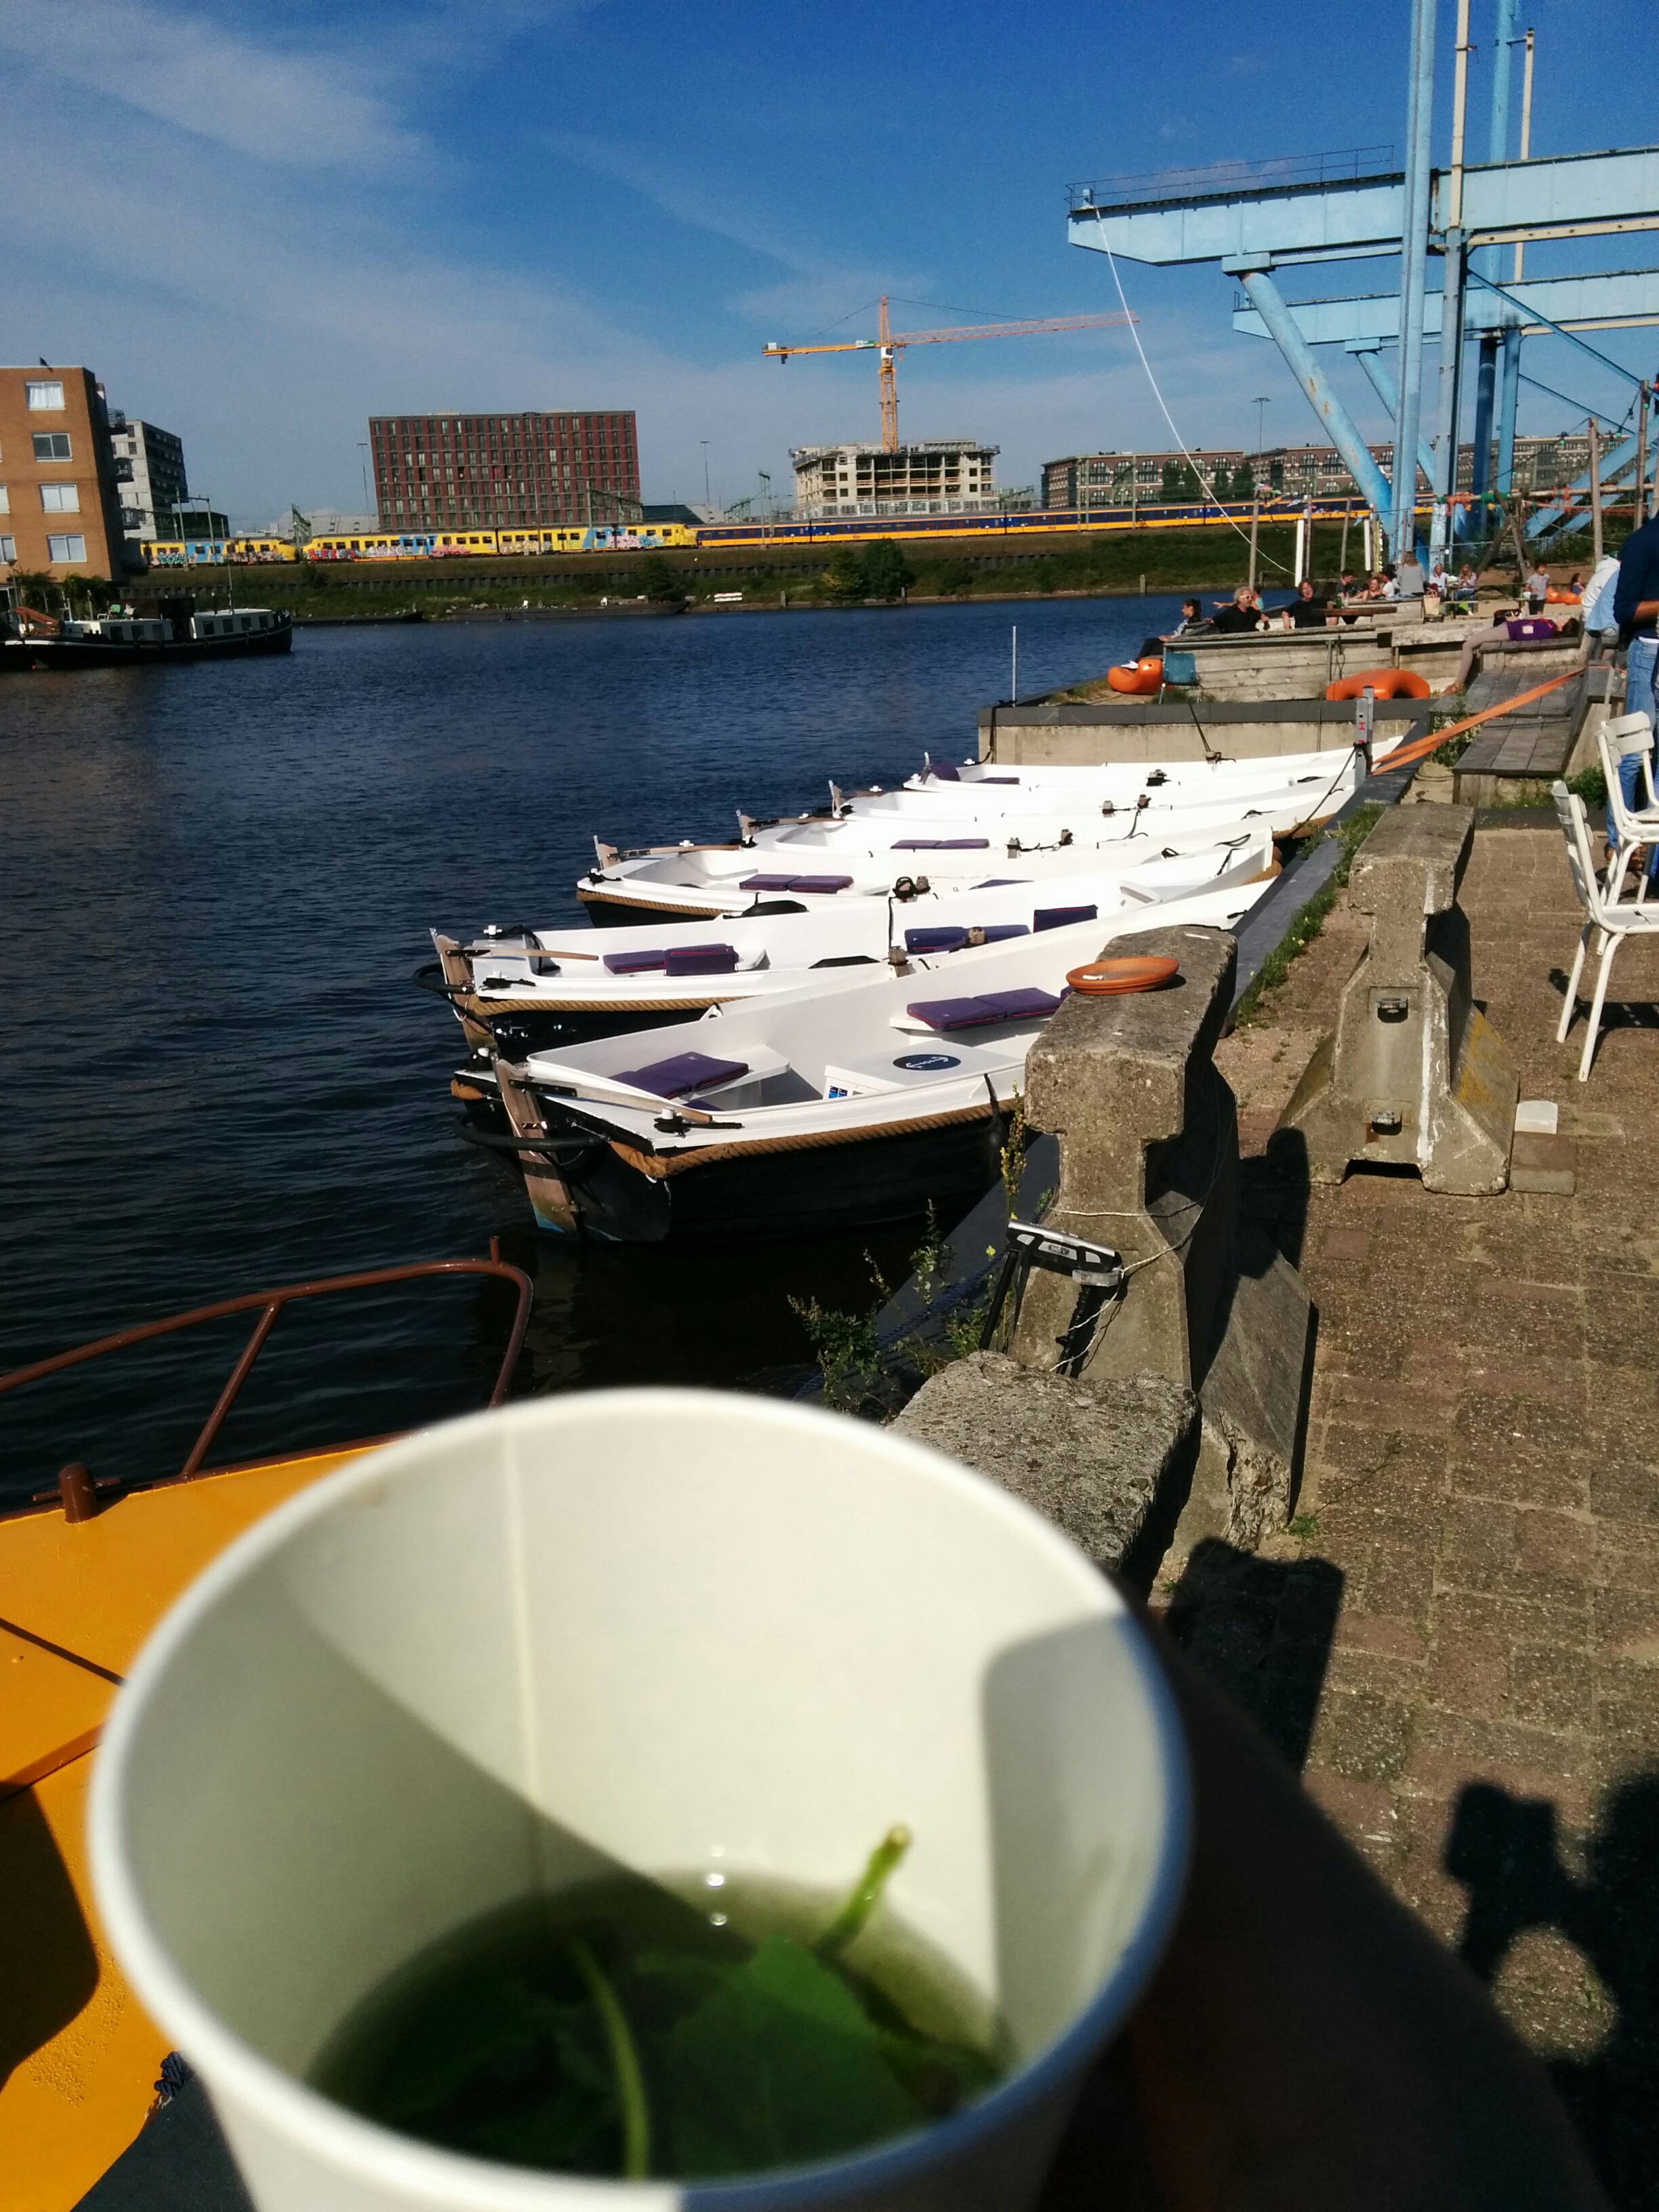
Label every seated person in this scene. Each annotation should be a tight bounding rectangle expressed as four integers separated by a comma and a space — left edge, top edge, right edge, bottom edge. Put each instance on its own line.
1137, 596, 1212, 656
1287, 577, 1330, 628
1209, 584, 1265, 634
1378, 565, 1400, 600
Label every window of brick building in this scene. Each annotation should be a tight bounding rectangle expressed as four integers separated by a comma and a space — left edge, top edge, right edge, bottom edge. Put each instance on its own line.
33, 432, 72, 461
26, 381, 64, 410
40, 483, 81, 512
47, 533, 86, 560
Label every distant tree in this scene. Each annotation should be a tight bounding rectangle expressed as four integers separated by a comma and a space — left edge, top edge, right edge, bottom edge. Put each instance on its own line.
638, 553, 682, 602
932, 560, 976, 597
859, 539, 915, 600
822, 547, 866, 602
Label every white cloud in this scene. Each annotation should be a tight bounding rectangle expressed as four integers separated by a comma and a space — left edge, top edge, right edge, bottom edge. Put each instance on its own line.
0, 0, 417, 165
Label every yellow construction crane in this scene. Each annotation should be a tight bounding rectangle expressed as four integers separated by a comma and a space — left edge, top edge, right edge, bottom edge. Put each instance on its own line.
763, 294, 1134, 451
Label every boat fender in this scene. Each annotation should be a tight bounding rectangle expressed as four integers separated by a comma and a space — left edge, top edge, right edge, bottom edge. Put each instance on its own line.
1067, 955, 1182, 996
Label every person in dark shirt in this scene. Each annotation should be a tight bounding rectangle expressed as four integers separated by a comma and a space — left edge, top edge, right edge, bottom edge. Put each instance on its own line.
1210, 584, 1265, 635
1607, 514, 1659, 851
1287, 578, 1329, 629
1137, 596, 1212, 657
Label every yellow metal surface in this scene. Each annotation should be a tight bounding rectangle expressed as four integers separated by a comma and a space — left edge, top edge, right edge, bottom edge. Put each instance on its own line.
0, 1444, 373, 2211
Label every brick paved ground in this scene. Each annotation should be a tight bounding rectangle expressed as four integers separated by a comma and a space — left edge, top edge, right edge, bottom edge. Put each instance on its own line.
1202, 823, 1659, 2210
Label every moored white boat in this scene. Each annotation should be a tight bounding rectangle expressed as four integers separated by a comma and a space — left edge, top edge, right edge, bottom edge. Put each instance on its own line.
578, 757, 1361, 924
466, 888, 1260, 1242
432, 827, 1275, 1054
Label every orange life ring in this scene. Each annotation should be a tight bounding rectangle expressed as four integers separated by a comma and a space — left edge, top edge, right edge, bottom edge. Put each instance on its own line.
1324, 668, 1432, 701
1066, 955, 1181, 996
1544, 588, 1580, 605
1106, 657, 1164, 695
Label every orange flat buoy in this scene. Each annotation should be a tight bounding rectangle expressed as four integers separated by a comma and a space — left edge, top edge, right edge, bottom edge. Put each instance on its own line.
1105, 657, 1164, 695
1067, 955, 1181, 995
1324, 668, 1432, 701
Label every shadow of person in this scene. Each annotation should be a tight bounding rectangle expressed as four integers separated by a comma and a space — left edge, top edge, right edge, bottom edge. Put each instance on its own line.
1162, 1537, 1345, 1774
1445, 1772, 1659, 2210
0, 1783, 100, 2090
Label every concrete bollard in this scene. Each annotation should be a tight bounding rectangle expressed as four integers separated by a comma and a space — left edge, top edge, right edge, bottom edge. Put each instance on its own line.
1277, 805, 1517, 1194
1005, 923, 1312, 1553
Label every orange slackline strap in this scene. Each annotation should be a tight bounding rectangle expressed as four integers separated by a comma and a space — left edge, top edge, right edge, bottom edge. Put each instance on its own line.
1374, 665, 1584, 779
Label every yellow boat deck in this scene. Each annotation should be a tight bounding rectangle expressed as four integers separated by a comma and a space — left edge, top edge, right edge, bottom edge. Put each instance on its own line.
2, 1445, 373, 2211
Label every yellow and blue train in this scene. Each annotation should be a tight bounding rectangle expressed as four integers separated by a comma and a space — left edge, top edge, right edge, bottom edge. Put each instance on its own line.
143, 496, 1375, 569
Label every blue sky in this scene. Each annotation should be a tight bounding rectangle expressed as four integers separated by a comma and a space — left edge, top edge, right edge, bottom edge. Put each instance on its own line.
1, 0, 1652, 523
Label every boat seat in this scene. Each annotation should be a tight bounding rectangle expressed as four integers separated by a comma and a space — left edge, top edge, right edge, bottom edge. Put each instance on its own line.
611, 1049, 751, 1097
903, 924, 1029, 953
1033, 903, 1098, 931
890, 837, 992, 851
785, 874, 855, 893
896, 986, 1064, 1033
601, 947, 670, 973
738, 872, 798, 892
663, 943, 739, 976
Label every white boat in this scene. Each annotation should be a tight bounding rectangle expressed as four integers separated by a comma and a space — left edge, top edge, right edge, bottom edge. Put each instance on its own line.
470, 889, 1258, 1242
431, 827, 1275, 1054
578, 756, 1361, 924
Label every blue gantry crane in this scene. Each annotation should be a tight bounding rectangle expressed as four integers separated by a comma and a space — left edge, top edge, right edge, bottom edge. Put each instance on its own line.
1067, 0, 1659, 560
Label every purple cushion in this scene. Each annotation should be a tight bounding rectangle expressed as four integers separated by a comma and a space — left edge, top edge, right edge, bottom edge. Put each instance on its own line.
906, 987, 1062, 1031
890, 837, 991, 851
601, 947, 668, 974
614, 1050, 750, 1096
1033, 903, 1098, 932
972, 878, 1022, 887
663, 943, 739, 977
739, 873, 798, 891
975, 775, 1021, 784
787, 874, 853, 892
926, 760, 960, 781
905, 921, 1031, 954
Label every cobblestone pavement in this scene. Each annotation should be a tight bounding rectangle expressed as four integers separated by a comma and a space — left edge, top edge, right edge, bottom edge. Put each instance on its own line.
1205, 823, 1659, 2210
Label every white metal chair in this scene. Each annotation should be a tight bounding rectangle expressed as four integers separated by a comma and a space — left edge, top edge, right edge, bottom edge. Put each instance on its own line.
1595, 710, 1659, 901
1554, 780, 1659, 1080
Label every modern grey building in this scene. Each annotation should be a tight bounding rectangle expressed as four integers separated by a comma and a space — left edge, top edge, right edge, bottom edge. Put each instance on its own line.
108, 417, 188, 546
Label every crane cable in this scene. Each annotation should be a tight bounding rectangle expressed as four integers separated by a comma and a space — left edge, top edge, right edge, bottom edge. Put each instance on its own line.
1099, 238, 1292, 575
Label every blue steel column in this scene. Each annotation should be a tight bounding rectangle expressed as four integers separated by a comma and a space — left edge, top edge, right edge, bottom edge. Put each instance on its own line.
1486, 0, 1521, 505
1238, 268, 1395, 524
1393, 0, 1438, 559
1470, 337, 1498, 498
1431, 229, 1467, 558
1496, 326, 1521, 492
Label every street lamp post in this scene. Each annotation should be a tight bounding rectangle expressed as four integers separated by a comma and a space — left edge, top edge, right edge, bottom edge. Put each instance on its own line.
700, 441, 712, 515
358, 443, 373, 523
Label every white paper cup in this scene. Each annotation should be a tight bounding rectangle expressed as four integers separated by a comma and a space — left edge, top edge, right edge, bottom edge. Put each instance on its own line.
90, 1390, 1188, 2212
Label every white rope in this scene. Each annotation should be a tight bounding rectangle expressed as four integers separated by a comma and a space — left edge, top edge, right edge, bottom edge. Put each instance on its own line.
1099, 239, 1291, 576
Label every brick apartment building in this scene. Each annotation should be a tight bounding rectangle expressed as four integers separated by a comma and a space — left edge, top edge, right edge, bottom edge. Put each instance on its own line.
0, 367, 131, 579
1044, 435, 1597, 509
369, 409, 641, 531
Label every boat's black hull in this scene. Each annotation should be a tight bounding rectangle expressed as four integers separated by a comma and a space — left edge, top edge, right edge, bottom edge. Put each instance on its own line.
532, 1104, 1006, 1244
482, 1002, 698, 1057
3, 625, 293, 670
577, 888, 737, 928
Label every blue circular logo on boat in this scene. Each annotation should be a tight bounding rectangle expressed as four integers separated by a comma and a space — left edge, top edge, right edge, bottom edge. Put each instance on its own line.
893, 1052, 960, 1071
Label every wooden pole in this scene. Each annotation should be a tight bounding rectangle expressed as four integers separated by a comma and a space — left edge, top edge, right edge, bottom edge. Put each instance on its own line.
1587, 415, 1604, 567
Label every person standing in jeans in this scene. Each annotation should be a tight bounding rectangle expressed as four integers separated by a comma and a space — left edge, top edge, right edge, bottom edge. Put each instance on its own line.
1610, 515, 1659, 869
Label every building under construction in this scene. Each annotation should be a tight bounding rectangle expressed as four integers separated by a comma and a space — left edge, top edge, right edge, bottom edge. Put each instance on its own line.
792, 440, 999, 520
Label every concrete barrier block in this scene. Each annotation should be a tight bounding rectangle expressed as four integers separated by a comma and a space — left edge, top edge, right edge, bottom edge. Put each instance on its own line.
1006, 923, 1313, 1553
893, 1353, 1197, 1586
1277, 804, 1517, 1194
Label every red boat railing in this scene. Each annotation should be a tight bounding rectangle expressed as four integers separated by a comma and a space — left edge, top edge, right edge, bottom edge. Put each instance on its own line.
1, 1251, 534, 1519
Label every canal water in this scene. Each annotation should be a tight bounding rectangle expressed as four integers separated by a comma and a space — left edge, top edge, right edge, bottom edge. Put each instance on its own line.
0, 593, 1183, 1504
